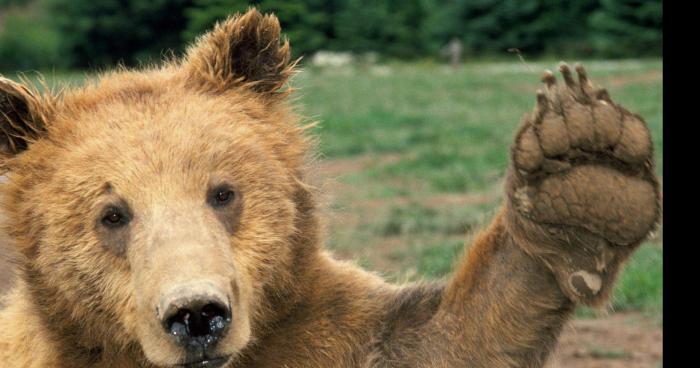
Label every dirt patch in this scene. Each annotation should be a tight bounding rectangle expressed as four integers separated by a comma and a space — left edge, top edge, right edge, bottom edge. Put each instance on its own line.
318, 153, 502, 208
604, 70, 663, 87
546, 312, 662, 368
315, 152, 404, 179
316, 155, 373, 178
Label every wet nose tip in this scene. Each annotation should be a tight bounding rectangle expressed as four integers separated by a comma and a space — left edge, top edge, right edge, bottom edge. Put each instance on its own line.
159, 286, 231, 348
165, 300, 231, 343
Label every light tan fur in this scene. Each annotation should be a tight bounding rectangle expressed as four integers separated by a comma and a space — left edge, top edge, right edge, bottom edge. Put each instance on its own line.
0, 8, 660, 368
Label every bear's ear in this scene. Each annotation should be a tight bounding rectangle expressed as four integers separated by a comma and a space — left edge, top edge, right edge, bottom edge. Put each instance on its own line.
183, 8, 297, 96
0, 77, 48, 161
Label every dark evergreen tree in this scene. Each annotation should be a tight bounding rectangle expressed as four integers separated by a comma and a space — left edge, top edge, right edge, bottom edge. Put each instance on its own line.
46, 0, 194, 68
0, 0, 663, 71
183, 0, 337, 58
182, 0, 250, 44
424, 0, 601, 58
333, 0, 426, 58
589, 0, 662, 57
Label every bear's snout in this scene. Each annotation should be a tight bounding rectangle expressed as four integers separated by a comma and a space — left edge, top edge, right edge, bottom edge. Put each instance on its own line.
158, 282, 232, 350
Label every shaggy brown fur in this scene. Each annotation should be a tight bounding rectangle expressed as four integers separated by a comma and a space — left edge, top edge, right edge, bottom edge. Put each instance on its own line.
0, 8, 660, 368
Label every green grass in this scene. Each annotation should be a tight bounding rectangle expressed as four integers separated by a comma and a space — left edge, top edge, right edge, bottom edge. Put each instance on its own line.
616, 243, 663, 311
7, 59, 663, 315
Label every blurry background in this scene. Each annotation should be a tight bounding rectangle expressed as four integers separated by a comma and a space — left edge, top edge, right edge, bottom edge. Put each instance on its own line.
0, 0, 662, 70
0, 1, 662, 367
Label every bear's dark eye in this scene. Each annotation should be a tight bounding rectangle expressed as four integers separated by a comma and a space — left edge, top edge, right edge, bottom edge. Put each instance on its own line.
101, 207, 130, 228
213, 189, 235, 206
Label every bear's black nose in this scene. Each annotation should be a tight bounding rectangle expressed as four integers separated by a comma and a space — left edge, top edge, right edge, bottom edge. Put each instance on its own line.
161, 293, 231, 350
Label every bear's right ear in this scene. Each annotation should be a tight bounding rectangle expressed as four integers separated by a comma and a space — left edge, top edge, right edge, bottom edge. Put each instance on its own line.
0, 77, 48, 162
182, 8, 297, 97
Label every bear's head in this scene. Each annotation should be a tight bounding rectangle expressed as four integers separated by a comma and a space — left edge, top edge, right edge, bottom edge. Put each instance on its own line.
0, 9, 318, 367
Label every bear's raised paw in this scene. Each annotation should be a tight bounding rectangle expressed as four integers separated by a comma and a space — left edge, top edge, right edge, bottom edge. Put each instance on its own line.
505, 63, 661, 305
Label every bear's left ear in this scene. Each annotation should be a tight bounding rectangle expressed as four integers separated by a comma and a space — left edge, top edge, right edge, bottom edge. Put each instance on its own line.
182, 8, 297, 96
0, 77, 49, 162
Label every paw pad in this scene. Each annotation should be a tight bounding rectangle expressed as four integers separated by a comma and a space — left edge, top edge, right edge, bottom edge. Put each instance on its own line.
508, 62, 660, 246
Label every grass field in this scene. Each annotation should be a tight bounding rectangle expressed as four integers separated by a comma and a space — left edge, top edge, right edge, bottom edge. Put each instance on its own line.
8, 59, 663, 318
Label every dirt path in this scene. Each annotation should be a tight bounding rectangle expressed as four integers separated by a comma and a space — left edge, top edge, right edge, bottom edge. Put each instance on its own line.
547, 312, 662, 368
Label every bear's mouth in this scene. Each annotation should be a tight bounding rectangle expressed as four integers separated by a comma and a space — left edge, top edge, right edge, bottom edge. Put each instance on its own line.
177, 355, 230, 368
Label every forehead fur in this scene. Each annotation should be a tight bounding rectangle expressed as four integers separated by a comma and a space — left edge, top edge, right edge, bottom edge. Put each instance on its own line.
10, 66, 312, 188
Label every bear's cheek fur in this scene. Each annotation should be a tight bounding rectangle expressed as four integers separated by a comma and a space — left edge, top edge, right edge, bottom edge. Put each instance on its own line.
26, 208, 138, 349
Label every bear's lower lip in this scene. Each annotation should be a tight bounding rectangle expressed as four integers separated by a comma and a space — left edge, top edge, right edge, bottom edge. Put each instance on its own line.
178, 355, 230, 368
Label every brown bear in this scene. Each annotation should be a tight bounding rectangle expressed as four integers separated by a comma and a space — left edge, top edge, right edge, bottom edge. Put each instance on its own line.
0, 8, 660, 368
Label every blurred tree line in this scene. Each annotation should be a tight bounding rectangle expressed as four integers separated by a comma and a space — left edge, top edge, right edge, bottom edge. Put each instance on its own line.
0, 0, 662, 71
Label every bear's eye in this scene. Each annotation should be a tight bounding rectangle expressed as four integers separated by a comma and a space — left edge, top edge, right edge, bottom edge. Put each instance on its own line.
207, 183, 238, 209
213, 189, 235, 206
101, 207, 130, 228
